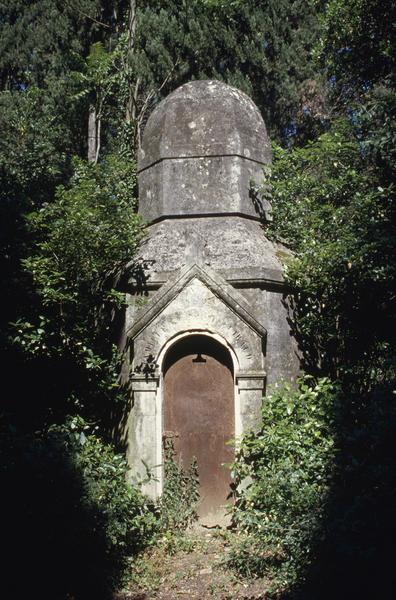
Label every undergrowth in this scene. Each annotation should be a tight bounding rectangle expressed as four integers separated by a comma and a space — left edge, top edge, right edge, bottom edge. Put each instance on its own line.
227, 376, 339, 596
160, 437, 200, 532
1, 415, 159, 599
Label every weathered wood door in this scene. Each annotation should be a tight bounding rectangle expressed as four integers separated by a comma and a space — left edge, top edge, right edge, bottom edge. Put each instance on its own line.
164, 335, 234, 519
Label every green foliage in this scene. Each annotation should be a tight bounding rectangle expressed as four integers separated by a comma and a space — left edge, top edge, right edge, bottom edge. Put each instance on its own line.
319, 0, 396, 89
0, 2, 110, 362
228, 377, 339, 593
252, 7, 396, 594
266, 121, 395, 392
10, 155, 142, 424
0, 1, 101, 171
0, 0, 103, 89
356, 80, 396, 183
24, 155, 140, 307
78, 0, 325, 150
0, 88, 71, 200
51, 416, 159, 558
0, 86, 75, 354
72, 40, 114, 105
1, 415, 158, 599
317, 0, 396, 180
160, 438, 200, 532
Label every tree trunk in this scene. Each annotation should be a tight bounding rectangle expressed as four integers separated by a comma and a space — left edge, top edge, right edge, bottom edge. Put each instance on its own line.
88, 105, 97, 163
126, 0, 137, 125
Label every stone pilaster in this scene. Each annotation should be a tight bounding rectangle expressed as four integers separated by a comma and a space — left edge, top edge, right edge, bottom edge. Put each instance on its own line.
236, 371, 266, 433
126, 375, 161, 498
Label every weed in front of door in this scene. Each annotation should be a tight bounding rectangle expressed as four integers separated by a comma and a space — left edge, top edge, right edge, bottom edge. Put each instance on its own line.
159, 438, 200, 532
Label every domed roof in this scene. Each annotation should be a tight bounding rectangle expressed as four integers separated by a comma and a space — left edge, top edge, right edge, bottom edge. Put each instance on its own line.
137, 80, 272, 222
139, 80, 271, 170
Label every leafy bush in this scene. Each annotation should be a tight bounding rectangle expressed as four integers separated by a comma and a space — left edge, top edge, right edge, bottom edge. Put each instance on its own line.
1, 416, 158, 600
228, 376, 338, 594
9, 155, 143, 428
261, 98, 395, 600
266, 122, 395, 392
53, 416, 159, 558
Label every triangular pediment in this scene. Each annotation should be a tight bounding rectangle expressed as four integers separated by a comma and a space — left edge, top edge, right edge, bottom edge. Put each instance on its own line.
126, 263, 267, 340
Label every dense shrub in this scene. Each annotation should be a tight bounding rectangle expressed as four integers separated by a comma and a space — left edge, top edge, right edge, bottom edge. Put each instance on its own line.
228, 376, 339, 594
8, 155, 143, 430
56, 416, 159, 556
266, 123, 395, 391
1, 416, 158, 600
261, 113, 395, 599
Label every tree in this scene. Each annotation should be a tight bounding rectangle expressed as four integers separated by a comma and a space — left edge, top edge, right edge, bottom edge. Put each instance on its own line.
319, 0, 396, 183
320, 0, 396, 91
241, 3, 396, 596
8, 156, 142, 428
111, 0, 325, 148
267, 122, 395, 393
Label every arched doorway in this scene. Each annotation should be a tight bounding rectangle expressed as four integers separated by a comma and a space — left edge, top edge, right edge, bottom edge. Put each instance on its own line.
163, 334, 234, 521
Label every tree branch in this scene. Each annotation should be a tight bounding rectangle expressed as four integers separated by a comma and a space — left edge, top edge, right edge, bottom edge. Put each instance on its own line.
66, 1, 111, 29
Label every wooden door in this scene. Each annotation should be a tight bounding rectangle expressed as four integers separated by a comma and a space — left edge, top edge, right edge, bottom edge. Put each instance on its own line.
163, 336, 234, 519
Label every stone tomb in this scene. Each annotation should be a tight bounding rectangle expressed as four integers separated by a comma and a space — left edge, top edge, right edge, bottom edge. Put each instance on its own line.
122, 80, 299, 522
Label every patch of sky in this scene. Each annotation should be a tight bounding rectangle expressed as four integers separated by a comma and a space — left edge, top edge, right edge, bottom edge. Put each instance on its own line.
361, 80, 372, 93
337, 47, 352, 54
347, 107, 359, 125
284, 120, 298, 139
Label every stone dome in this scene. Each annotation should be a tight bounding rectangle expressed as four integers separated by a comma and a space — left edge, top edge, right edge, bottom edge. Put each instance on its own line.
139, 79, 271, 169
138, 80, 272, 222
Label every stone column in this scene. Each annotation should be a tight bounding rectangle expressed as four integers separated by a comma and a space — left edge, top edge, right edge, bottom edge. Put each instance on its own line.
236, 371, 266, 434
126, 375, 161, 498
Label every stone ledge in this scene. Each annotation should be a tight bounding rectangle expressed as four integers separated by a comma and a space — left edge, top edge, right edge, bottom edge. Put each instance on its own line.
130, 376, 159, 392
236, 371, 266, 391
126, 266, 286, 291
137, 152, 266, 174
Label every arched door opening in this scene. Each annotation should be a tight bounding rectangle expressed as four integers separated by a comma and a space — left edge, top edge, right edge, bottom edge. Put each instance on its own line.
163, 334, 234, 521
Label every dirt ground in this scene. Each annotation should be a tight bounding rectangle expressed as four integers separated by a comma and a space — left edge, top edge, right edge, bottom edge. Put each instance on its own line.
115, 526, 270, 600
